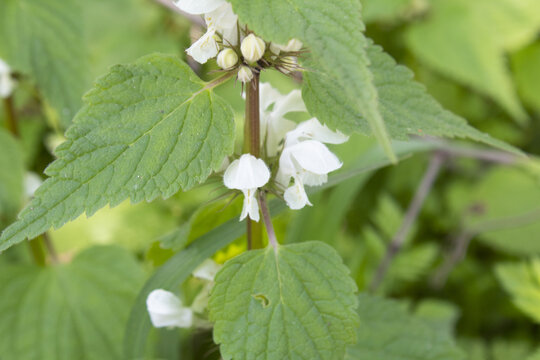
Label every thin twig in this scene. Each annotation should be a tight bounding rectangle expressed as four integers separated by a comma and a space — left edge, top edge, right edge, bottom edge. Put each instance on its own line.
42, 233, 59, 264
151, 0, 206, 27
432, 208, 540, 288
370, 152, 446, 292
258, 192, 279, 251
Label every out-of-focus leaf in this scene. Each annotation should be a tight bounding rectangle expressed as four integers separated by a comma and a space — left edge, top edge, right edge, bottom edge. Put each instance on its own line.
346, 294, 465, 359
406, 0, 540, 122
512, 42, 540, 113
414, 299, 460, 336
447, 167, 540, 255
0, 0, 89, 128
362, 0, 424, 23
496, 259, 540, 322
0, 246, 145, 360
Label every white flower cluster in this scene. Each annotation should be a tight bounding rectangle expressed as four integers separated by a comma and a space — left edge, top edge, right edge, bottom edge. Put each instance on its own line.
146, 259, 221, 329
175, 0, 302, 82
0, 58, 15, 98
223, 84, 348, 221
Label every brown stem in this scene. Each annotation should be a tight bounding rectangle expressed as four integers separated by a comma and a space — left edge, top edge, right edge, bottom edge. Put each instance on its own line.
243, 73, 263, 250
370, 152, 446, 292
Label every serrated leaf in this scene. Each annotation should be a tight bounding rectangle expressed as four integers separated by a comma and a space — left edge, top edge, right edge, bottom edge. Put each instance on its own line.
209, 241, 359, 360
0, 245, 145, 360
229, 0, 396, 161
0, 54, 235, 252
495, 259, 540, 322
303, 42, 517, 154
362, 0, 418, 23
406, 0, 540, 122
0, 129, 24, 229
346, 294, 465, 360
0, 0, 89, 127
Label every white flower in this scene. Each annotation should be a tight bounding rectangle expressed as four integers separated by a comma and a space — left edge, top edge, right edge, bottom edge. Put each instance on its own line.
237, 65, 254, 83
146, 290, 193, 328
259, 83, 307, 157
277, 56, 298, 74
270, 38, 303, 55
276, 118, 348, 210
241, 34, 266, 63
0, 59, 15, 98
193, 259, 221, 281
24, 172, 43, 199
176, 0, 238, 63
223, 154, 270, 222
216, 48, 238, 69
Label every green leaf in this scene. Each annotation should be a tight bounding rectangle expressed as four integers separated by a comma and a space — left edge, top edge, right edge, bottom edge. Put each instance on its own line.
405, 0, 540, 122
447, 167, 540, 255
209, 242, 359, 360
361, 0, 418, 23
0, 245, 145, 360
0, 129, 24, 229
124, 139, 437, 359
0, 0, 89, 128
495, 259, 540, 322
228, 0, 396, 161
346, 294, 465, 360
512, 42, 540, 113
0, 54, 235, 253
303, 42, 517, 154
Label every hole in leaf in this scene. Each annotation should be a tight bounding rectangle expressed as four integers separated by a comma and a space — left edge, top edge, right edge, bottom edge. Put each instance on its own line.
252, 293, 270, 308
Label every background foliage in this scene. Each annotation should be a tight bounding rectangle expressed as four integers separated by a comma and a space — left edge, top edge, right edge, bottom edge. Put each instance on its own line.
1, 0, 540, 359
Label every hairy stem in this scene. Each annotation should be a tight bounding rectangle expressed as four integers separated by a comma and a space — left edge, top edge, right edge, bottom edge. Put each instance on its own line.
243, 72, 263, 250
258, 192, 278, 250
370, 152, 446, 292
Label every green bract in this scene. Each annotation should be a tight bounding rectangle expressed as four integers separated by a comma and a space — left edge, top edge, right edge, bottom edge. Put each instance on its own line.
0, 54, 235, 252
209, 241, 359, 360
0, 0, 89, 128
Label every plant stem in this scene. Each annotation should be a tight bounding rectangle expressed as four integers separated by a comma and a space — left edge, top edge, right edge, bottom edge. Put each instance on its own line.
370, 152, 446, 292
3, 97, 18, 137
243, 72, 263, 250
258, 192, 278, 251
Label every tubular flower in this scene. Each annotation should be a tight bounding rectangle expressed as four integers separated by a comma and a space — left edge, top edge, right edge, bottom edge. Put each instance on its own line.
191, 259, 222, 313
237, 65, 253, 83
277, 119, 348, 210
146, 290, 194, 328
223, 154, 271, 222
0, 59, 15, 98
175, 0, 238, 63
259, 83, 307, 157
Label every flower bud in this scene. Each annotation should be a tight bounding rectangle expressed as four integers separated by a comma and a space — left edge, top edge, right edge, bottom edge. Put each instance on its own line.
278, 56, 298, 74
216, 48, 238, 70
241, 34, 266, 63
237, 66, 254, 83
269, 38, 303, 55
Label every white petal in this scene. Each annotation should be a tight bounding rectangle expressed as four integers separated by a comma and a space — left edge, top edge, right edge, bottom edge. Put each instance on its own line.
301, 172, 328, 187
205, 3, 237, 32
259, 83, 282, 111
193, 259, 221, 281
271, 89, 306, 120
0, 59, 14, 98
276, 147, 297, 187
186, 28, 220, 64
223, 154, 270, 190
146, 290, 193, 328
289, 140, 342, 175
174, 0, 225, 14
24, 172, 43, 199
266, 115, 296, 157
286, 118, 349, 146
284, 180, 312, 210
240, 188, 260, 222
221, 23, 238, 46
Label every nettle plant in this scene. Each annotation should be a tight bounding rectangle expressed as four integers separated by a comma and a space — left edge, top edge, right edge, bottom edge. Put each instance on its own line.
0, 0, 521, 359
